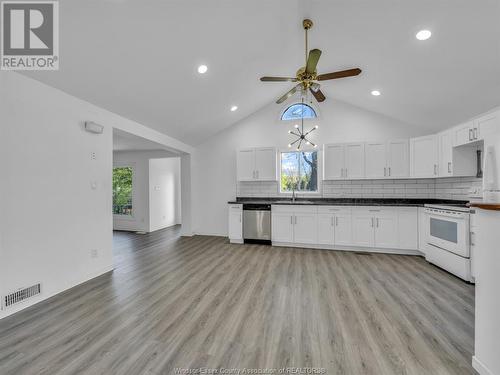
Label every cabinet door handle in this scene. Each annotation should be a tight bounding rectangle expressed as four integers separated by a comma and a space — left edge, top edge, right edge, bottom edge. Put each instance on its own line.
371, 218, 374, 227
335, 217, 339, 226
255, 170, 259, 179
331, 217, 334, 226
345, 168, 348, 178
448, 162, 452, 173
376, 218, 379, 228
384, 167, 387, 177
474, 128, 478, 140
434, 164, 438, 175
295, 216, 298, 225
291, 216, 293, 225
388, 167, 391, 176
240, 214, 242, 223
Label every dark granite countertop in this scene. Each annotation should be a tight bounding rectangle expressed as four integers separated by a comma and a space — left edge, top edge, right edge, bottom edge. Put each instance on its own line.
228, 198, 469, 207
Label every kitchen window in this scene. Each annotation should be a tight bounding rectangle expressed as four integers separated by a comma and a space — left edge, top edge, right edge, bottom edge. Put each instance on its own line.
113, 166, 133, 216
280, 150, 318, 193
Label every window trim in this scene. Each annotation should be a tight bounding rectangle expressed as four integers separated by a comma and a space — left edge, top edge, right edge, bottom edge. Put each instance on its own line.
278, 147, 322, 196
280, 102, 319, 122
112, 163, 135, 220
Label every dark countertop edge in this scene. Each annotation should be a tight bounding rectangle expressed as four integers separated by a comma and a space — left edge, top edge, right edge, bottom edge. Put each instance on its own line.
228, 198, 469, 207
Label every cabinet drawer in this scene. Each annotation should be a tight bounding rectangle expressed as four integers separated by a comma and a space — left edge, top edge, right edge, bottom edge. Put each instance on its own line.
272, 205, 318, 213
229, 204, 243, 211
351, 206, 396, 215
317, 206, 351, 214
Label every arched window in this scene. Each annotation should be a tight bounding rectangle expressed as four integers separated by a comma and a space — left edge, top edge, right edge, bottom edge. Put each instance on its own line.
281, 103, 317, 121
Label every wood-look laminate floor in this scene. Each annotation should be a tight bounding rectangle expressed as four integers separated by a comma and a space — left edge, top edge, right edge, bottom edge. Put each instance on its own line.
0, 226, 476, 375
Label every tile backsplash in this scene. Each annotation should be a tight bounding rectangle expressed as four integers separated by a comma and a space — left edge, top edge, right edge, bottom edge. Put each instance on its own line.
237, 176, 482, 201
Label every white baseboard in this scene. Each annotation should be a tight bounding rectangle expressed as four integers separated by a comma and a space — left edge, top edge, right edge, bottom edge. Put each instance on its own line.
272, 242, 422, 256
472, 356, 494, 375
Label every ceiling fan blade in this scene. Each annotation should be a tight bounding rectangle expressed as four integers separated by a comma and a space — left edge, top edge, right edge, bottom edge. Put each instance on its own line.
260, 76, 297, 82
276, 84, 301, 104
305, 49, 322, 74
310, 88, 326, 102
317, 68, 362, 81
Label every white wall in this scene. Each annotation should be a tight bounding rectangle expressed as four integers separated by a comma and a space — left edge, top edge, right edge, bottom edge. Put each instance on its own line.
192, 100, 433, 236
0, 73, 191, 320
0, 72, 113, 319
149, 158, 181, 232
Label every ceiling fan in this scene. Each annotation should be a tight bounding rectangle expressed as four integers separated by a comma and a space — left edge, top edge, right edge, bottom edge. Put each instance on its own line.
260, 19, 362, 104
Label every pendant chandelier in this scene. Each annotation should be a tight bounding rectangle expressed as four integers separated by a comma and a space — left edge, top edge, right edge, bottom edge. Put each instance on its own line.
287, 96, 318, 150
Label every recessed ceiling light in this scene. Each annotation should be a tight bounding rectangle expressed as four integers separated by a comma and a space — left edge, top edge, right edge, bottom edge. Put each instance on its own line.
230, 105, 238, 112
371, 90, 381, 96
197, 65, 208, 74
416, 30, 432, 41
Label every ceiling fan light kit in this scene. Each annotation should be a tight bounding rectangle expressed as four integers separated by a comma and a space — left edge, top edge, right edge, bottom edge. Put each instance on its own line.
260, 19, 362, 105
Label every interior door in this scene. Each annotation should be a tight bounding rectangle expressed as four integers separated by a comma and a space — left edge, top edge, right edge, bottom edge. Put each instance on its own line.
387, 140, 409, 178
365, 142, 387, 178
293, 213, 318, 244
317, 214, 335, 245
323, 144, 345, 180
345, 143, 365, 179
237, 149, 255, 181
255, 147, 277, 180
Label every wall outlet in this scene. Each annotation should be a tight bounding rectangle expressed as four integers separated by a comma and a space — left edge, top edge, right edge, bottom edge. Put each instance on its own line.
90, 152, 97, 160
90, 249, 98, 258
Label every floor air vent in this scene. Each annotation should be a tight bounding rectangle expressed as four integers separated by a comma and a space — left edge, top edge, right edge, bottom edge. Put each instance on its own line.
4, 284, 41, 309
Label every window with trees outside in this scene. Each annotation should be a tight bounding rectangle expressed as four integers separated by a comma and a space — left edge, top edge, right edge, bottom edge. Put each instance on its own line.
280, 151, 318, 193
113, 166, 133, 215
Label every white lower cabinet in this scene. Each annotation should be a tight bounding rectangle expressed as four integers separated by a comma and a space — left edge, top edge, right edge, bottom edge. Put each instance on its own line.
374, 210, 398, 248
271, 212, 294, 242
270, 205, 418, 252
271, 205, 318, 244
228, 204, 243, 242
352, 211, 375, 247
317, 207, 352, 246
294, 213, 318, 244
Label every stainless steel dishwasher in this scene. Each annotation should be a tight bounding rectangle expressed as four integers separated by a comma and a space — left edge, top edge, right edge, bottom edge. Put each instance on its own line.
243, 204, 271, 244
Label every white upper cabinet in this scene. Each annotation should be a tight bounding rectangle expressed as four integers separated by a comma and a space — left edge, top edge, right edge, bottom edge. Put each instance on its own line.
454, 121, 475, 147
475, 110, 500, 140
439, 130, 476, 177
454, 110, 499, 146
323, 144, 345, 180
324, 143, 364, 180
365, 142, 387, 178
365, 140, 409, 179
439, 131, 454, 177
236, 149, 255, 181
345, 143, 365, 179
387, 140, 409, 178
410, 135, 439, 178
255, 147, 277, 180
237, 148, 277, 181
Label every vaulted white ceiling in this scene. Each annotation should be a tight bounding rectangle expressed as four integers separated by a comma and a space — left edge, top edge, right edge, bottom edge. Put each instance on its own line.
24, 0, 500, 145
